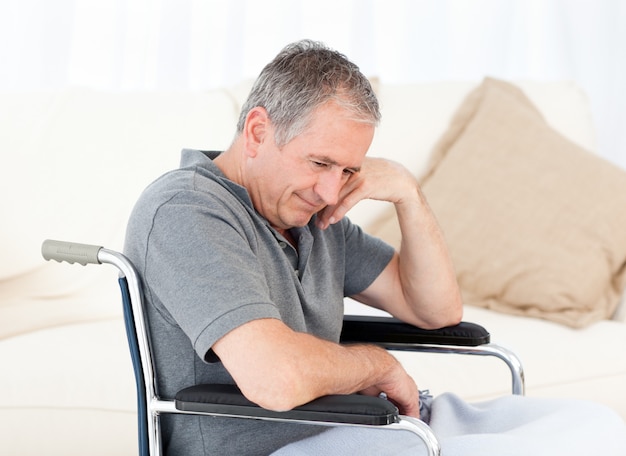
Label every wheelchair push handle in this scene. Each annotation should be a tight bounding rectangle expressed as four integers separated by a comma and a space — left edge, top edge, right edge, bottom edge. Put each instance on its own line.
42, 239, 103, 266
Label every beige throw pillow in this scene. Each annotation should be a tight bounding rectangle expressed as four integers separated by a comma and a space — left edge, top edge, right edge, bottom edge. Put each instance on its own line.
368, 78, 626, 328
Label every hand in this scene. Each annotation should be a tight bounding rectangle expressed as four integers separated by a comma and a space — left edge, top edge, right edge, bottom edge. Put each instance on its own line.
359, 362, 421, 418
316, 157, 418, 230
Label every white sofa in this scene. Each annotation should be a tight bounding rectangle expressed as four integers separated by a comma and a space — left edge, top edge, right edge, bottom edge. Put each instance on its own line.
1, 79, 625, 455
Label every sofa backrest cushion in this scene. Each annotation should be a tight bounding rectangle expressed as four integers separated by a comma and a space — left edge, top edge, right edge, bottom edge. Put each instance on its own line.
0, 88, 238, 337
367, 78, 626, 327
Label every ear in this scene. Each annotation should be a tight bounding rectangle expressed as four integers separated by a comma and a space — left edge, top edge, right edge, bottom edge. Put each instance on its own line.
242, 107, 270, 158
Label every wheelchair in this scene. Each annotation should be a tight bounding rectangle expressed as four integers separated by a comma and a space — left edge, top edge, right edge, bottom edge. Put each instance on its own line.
42, 239, 524, 456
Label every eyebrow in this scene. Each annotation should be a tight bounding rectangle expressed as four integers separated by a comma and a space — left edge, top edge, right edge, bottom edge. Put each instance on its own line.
312, 154, 361, 173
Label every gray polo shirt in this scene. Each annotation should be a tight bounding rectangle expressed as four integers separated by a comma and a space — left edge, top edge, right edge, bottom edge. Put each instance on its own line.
124, 149, 395, 455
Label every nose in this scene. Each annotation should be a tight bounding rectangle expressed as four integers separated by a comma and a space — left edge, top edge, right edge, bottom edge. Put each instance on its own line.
313, 170, 344, 206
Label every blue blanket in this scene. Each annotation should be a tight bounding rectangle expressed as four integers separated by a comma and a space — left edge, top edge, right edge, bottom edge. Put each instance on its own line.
271, 394, 626, 455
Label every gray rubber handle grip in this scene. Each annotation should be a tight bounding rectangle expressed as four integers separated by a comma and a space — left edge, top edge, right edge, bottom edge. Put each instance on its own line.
41, 239, 103, 266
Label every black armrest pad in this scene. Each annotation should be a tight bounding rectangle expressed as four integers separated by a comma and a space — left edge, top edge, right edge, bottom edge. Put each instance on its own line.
341, 315, 490, 346
175, 384, 398, 425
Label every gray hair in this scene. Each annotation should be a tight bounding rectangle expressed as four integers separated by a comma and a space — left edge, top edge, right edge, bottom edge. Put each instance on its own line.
236, 40, 380, 147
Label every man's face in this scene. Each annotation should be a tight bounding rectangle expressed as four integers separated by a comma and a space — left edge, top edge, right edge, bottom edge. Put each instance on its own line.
244, 102, 375, 231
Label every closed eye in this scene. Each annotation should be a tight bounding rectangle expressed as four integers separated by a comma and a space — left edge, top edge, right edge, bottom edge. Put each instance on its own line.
309, 156, 360, 175
312, 161, 329, 168
312, 161, 354, 177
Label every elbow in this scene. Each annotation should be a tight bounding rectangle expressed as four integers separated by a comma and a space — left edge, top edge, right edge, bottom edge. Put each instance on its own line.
443, 293, 464, 327
419, 315, 462, 331
237, 368, 312, 412
438, 294, 464, 328
416, 295, 464, 330
430, 286, 464, 328
447, 305, 464, 327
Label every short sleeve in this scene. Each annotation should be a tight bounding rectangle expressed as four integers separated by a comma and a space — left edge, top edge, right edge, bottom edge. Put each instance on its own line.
143, 189, 282, 362
342, 217, 395, 297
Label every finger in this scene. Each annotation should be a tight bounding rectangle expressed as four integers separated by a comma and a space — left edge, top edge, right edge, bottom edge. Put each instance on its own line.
323, 178, 368, 224
379, 394, 421, 419
402, 401, 421, 419
315, 176, 365, 229
315, 205, 335, 230
359, 387, 421, 418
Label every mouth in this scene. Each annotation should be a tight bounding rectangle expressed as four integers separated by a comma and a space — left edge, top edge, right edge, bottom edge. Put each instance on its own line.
296, 193, 323, 209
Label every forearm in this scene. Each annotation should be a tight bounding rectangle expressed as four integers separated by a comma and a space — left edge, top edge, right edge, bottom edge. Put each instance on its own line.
214, 318, 420, 416
327, 157, 463, 327
287, 335, 421, 417
394, 185, 463, 327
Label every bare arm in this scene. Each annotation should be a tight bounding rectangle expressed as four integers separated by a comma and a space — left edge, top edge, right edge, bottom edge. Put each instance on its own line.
212, 318, 420, 417
317, 157, 463, 329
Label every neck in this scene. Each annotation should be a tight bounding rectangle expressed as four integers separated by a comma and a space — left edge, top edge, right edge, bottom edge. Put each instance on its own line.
217, 137, 298, 250
213, 138, 245, 185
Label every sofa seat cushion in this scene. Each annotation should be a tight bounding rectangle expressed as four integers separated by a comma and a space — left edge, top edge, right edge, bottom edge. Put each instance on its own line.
0, 318, 137, 455
0, 319, 135, 410
393, 305, 626, 420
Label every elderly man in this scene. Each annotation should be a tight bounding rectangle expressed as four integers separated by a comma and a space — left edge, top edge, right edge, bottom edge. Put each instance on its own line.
124, 40, 626, 455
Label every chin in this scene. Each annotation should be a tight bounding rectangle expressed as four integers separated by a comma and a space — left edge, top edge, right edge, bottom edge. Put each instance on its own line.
288, 212, 315, 228
292, 218, 313, 228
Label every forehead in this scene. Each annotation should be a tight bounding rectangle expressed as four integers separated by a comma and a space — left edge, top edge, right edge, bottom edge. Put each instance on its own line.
289, 102, 375, 166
